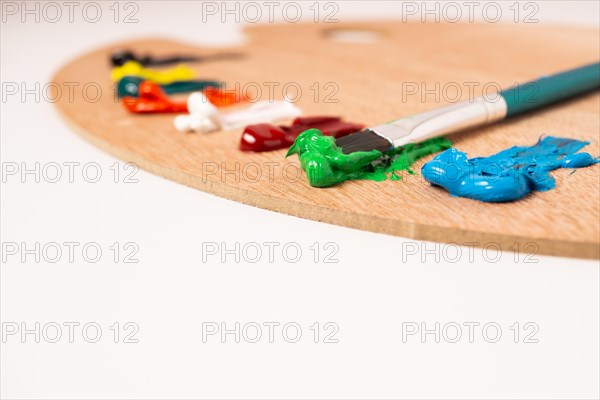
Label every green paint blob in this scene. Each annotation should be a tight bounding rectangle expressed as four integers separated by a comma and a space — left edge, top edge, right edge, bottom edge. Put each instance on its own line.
286, 128, 452, 188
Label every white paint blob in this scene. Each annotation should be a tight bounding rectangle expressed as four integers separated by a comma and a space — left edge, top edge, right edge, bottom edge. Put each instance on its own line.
174, 93, 301, 133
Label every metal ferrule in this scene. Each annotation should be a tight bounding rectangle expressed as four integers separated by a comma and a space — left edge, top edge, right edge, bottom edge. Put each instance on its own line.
370, 96, 508, 148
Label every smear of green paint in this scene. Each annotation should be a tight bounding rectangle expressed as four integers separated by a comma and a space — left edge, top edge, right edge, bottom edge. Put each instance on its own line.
286, 128, 452, 187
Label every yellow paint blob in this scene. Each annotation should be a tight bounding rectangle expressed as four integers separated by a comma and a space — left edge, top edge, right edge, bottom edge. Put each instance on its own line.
111, 61, 196, 84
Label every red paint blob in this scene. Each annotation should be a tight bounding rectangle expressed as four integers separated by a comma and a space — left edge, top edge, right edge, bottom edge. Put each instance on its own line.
203, 87, 248, 107
122, 81, 246, 113
240, 116, 364, 152
122, 81, 187, 113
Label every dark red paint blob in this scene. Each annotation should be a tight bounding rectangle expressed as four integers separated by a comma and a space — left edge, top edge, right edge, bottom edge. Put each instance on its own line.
240, 116, 364, 152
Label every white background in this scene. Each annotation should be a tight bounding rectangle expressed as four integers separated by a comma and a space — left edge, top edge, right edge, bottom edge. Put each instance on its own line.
1, 1, 599, 399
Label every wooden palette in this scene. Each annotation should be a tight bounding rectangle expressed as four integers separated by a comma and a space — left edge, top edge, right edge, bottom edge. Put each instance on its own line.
52, 22, 600, 259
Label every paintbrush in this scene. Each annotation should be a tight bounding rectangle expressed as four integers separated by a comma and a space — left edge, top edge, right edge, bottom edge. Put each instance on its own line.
336, 62, 600, 154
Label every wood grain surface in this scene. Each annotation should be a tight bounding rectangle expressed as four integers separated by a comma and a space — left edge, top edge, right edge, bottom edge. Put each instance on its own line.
52, 22, 600, 259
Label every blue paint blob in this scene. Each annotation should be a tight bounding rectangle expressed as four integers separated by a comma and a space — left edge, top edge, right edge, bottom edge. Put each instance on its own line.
421, 136, 599, 202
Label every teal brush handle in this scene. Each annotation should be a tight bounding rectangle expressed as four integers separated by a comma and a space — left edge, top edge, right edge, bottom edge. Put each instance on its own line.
500, 62, 600, 117
358, 62, 600, 149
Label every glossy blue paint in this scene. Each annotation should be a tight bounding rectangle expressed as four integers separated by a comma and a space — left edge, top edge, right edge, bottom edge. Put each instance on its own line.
421, 136, 599, 202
